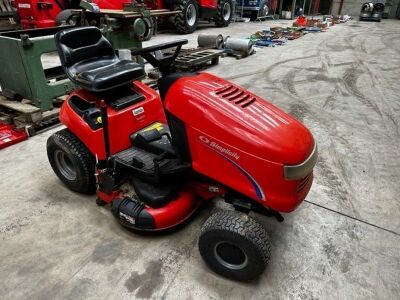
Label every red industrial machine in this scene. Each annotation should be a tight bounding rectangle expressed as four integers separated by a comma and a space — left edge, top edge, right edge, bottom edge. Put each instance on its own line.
11, 0, 73, 28
11, 0, 126, 28
145, 0, 234, 33
47, 27, 317, 280
11, 0, 233, 32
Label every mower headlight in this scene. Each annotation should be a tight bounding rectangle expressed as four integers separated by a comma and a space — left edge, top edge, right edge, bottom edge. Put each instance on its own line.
284, 144, 318, 180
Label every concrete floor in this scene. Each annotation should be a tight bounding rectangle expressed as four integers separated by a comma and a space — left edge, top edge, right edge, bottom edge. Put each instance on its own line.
1, 19, 400, 300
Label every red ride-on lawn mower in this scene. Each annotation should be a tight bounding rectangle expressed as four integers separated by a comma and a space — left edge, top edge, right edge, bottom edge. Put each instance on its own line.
47, 27, 317, 281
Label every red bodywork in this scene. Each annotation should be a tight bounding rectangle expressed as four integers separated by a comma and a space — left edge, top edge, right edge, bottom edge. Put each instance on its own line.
146, 183, 227, 230
12, 0, 133, 29
13, 0, 69, 28
197, 0, 217, 10
61, 72, 315, 224
133, 0, 218, 11
0, 122, 28, 149
60, 81, 166, 159
164, 73, 315, 213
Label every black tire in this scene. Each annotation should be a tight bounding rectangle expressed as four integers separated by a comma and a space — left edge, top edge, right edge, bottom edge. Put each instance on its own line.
215, 0, 233, 27
250, 2, 269, 21
199, 210, 271, 281
56, 9, 75, 26
47, 129, 96, 194
260, 2, 269, 18
250, 11, 258, 21
174, 0, 199, 34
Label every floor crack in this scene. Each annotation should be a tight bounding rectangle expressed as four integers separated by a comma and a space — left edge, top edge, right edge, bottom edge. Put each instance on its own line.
304, 200, 400, 236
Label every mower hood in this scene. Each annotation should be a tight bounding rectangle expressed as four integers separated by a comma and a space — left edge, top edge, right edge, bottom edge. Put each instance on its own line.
164, 72, 315, 166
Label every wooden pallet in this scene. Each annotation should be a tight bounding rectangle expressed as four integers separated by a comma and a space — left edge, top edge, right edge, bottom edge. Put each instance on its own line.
0, 95, 62, 136
173, 49, 223, 71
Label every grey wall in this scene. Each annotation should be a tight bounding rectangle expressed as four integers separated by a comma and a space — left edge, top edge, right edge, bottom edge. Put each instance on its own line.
331, 0, 400, 17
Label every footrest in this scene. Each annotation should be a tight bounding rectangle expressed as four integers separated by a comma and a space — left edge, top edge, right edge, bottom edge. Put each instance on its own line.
113, 147, 190, 181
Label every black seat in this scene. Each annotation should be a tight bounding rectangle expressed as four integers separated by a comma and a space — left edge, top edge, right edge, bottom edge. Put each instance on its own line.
55, 26, 144, 92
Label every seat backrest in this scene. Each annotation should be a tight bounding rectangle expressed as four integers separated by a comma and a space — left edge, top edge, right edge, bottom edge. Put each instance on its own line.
54, 26, 115, 69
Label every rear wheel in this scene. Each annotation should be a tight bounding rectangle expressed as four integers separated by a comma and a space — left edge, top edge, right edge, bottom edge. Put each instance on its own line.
174, 0, 199, 34
199, 210, 271, 281
215, 0, 233, 27
250, 2, 269, 21
47, 129, 96, 194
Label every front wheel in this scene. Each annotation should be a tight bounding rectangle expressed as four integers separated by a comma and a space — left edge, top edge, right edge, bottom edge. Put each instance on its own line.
198, 210, 271, 281
47, 129, 96, 194
174, 0, 199, 34
215, 0, 233, 27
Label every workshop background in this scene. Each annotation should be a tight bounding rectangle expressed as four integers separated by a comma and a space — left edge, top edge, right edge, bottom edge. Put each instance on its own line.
0, 0, 399, 299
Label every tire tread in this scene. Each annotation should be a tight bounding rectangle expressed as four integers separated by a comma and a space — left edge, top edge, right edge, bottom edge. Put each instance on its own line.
215, 0, 233, 27
201, 210, 271, 265
199, 210, 271, 280
174, 0, 198, 34
47, 128, 96, 194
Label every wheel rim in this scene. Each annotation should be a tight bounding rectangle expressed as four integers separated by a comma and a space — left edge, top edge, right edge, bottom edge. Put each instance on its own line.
214, 241, 248, 270
223, 2, 232, 21
186, 4, 197, 27
262, 4, 269, 17
54, 150, 77, 181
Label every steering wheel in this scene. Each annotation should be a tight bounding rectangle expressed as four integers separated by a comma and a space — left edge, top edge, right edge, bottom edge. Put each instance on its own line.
131, 40, 188, 75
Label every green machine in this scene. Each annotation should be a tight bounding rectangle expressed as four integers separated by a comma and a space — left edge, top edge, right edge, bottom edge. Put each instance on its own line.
0, 2, 178, 132
0, 26, 76, 112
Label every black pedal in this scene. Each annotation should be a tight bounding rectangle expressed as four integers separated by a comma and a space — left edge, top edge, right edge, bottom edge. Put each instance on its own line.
131, 157, 144, 168
102, 173, 115, 194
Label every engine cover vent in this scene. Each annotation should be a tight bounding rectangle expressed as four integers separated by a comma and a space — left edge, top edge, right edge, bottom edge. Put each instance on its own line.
215, 84, 256, 108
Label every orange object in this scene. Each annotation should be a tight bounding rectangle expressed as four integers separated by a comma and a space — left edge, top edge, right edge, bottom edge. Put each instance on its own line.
294, 16, 307, 27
